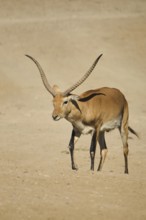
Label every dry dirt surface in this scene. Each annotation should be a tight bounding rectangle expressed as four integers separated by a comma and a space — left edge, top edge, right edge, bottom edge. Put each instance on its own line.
0, 0, 146, 220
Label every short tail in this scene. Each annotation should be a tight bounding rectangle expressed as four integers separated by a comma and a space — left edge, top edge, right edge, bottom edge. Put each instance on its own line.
128, 126, 139, 138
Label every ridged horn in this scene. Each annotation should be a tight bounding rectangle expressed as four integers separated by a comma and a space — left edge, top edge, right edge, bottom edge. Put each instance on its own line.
63, 54, 103, 96
26, 55, 56, 97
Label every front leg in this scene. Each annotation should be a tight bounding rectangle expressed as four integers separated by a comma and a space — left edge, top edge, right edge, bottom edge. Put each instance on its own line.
90, 131, 97, 171
68, 129, 81, 170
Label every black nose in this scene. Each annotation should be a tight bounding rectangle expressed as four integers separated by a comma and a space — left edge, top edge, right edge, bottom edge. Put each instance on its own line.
52, 114, 61, 121
52, 115, 58, 120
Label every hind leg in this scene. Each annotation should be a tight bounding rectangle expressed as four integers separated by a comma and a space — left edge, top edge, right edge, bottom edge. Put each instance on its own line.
119, 124, 129, 174
97, 131, 108, 171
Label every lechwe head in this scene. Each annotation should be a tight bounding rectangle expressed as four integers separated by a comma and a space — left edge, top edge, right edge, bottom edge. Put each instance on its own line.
26, 54, 102, 121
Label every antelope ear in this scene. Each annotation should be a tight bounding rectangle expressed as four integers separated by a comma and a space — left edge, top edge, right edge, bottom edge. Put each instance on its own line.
69, 95, 80, 101
53, 85, 61, 93
69, 95, 81, 113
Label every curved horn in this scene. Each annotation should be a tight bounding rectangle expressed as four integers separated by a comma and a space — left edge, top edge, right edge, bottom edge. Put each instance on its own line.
63, 54, 103, 96
26, 55, 56, 97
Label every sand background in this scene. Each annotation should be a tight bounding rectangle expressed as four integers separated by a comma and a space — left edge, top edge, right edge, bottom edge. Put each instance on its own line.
0, 0, 146, 219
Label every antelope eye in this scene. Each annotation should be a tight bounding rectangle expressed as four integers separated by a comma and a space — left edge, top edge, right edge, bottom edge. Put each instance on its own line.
63, 100, 68, 105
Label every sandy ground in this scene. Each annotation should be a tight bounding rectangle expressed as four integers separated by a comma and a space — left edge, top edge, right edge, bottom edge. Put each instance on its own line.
0, 0, 146, 219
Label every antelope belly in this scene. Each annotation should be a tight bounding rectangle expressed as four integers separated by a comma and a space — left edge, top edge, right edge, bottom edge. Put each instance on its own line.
100, 117, 121, 132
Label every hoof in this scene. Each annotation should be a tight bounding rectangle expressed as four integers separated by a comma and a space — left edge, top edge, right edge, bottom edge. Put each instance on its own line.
72, 164, 78, 170
125, 170, 129, 174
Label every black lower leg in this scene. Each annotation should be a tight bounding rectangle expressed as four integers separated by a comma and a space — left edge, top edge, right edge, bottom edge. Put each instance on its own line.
90, 132, 97, 171
124, 154, 129, 174
69, 130, 77, 170
124, 145, 129, 174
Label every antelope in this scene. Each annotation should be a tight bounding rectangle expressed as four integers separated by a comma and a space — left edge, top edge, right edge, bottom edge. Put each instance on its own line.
26, 54, 138, 174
